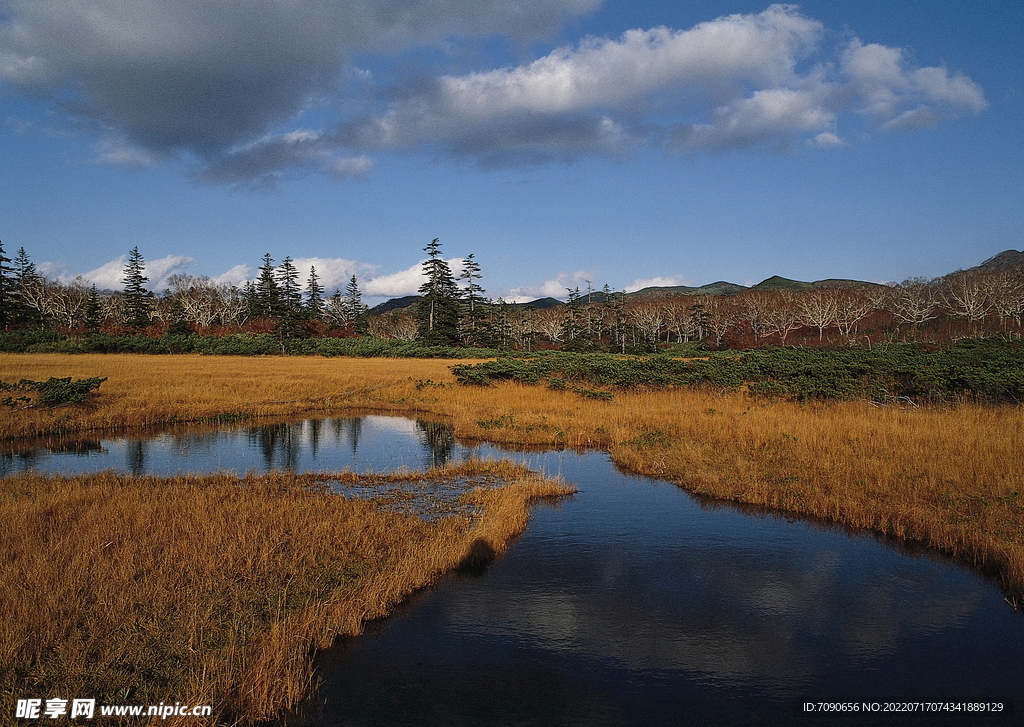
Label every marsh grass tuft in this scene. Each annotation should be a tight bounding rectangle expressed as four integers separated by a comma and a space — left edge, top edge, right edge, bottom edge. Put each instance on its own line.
0, 460, 573, 725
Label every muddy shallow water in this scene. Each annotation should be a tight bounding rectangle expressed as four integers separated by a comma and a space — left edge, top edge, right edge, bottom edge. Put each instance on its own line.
5, 416, 1021, 726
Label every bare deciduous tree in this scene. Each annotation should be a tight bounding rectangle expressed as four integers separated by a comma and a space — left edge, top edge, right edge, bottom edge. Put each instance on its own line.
986, 268, 1024, 327
797, 289, 839, 340
701, 295, 737, 347
660, 298, 694, 343
369, 310, 419, 341
887, 278, 939, 327
39, 278, 90, 328
938, 270, 991, 328
627, 301, 664, 344
833, 287, 874, 337
532, 306, 565, 343
760, 291, 802, 343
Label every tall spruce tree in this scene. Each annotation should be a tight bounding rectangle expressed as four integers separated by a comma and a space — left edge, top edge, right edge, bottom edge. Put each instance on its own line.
305, 266, 324, 320
84, 284, 103, 333
415, 238, 462, 345
343, 275, 367, 332
12, 247, 44, 327
0, 241, 14, 330
458, 253, 488, 344
122, 246, 153, 327
276, 256, 304, 336
250, 254, 281, 320
277, 257, 302, 315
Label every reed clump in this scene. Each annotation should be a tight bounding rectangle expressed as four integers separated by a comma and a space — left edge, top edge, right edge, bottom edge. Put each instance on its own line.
0, 460, 573, 725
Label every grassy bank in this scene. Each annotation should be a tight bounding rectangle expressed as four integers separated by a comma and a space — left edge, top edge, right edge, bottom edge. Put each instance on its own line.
0, 461, 573, 725
1, 352, 1022, 601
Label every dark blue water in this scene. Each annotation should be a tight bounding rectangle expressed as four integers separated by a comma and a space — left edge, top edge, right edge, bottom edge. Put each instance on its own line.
4, 417, 1021, 726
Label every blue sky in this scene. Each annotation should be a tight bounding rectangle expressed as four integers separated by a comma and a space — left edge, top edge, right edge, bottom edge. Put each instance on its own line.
1, 1, 1021, 304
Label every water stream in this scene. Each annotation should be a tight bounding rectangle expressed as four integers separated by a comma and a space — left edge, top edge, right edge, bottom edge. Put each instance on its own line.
4, 416, 1020, 726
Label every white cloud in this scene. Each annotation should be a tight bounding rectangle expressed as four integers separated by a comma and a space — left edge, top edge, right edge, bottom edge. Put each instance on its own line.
436, 5, 821, 117
808, 131, 846, 148
361, 258, 464, 298
94, 137, 160, 168
195, 130, 373, 189
75, 254, 196, 290
343, 5, 986, 163
289, 257, 377, 291
210, 258, 376, 291
362, 261, 426, 298
626, 276, 687, 292
212, 265, 252, 287
672, 86, 838, 151
841, 39, 987, 125
504, 271, 595, 302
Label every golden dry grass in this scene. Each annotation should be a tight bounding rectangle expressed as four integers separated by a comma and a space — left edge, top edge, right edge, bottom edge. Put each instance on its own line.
0, 460, 573, 725
2, 353, 1022, 605
2, 352, 1023, 722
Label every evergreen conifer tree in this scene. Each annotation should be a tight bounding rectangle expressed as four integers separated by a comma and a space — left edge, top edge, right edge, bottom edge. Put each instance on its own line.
305, 266, 324, 320
122, 246, 153, 327
250, 254, 281, 320
458, 253, 488, 345
276, 256, 304, 336
277, 257, 302, 315
415, 238, 462, 345
0, 241, 14, 330
343, 275, 368, 333
84, 284, 103, 333
12, 247, 44, 328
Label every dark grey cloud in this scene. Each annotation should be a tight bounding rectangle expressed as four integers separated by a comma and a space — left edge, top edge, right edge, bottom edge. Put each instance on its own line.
0, 0, 600, 162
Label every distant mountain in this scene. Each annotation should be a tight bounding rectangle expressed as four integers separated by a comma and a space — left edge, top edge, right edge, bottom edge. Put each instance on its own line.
519, 297, 564, 309
630, 276, 881, 299
975, 249, 1024, 271
750, 276, 815, 292
630, 281, 748, 298
810, 278, 887, 290
367, 295, 420, 315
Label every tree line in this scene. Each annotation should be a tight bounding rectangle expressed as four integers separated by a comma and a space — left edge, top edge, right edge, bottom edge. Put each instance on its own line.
2, 238, 1024, 351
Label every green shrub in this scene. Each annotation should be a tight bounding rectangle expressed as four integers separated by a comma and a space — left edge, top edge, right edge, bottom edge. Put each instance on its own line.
450, 339, 1024, 404
1, 376, 107, 407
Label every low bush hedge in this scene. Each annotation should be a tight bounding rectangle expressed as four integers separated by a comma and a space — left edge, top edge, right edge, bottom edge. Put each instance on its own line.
451, 339, 1024, 403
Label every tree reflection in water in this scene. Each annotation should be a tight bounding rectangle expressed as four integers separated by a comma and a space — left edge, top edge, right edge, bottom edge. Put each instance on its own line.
416, 420, 455, 469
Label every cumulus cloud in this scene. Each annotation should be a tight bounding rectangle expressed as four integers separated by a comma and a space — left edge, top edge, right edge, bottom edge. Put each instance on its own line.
341, 4, 986, 162
289, 257, 377, 291
75, 254, 196, 290
361, 258, 464, 298
504, 271, 595, 302
212, 265, 253, 287
0, 2, 986, 182
841, 39, 987, 124
808, 131, 846, 148
210, 257, 375, 290
626, 276, 688, 292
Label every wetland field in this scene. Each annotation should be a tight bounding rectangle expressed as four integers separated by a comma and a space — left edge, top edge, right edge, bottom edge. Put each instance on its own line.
1, 353, 1022, 725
